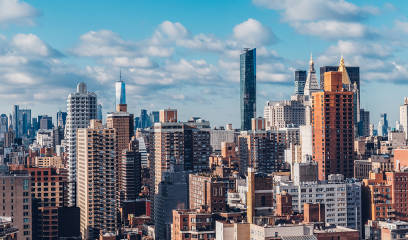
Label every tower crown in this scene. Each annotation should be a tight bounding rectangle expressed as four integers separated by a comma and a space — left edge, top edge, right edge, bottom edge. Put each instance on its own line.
338, 56, 351, 85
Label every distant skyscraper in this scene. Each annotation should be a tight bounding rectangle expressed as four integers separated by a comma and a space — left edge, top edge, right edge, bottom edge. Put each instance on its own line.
0, 114, 8, 141
97, 104, 103, 121
39, 115, 53, 129
294, 70, 306, 95
115, 77, 126, 112
303, 54, 320, 99
312, 70, 354, 180
56, 111, 67, 129
240, 48, 256, 130
358, 109, 370, 137
12, 105, 31, 138
150, 111, 159, 124
134, 116, 141, 129
65, 82, 97, 206
378, 113, 388, 137
77, 120, 117, 239
140, 109, 150, 128
400, 97, 408, 139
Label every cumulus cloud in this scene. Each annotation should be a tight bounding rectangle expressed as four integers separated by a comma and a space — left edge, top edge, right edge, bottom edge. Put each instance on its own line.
11, 33, 62, 57
253, 0, 378, 39
233, 18, 276, 47
293, 21, 369, 39
0, 0, 40, 25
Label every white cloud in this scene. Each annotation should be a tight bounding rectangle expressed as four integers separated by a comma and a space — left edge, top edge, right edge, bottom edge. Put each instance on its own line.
73, 30, 135, 57
253, 0, 377, 22
253, 0, 378, 39
0, 0, 39, 25
11, 33, 59, 57
233, 18, 275, 47
151, 21, 188, 44
293, 21, 369, 39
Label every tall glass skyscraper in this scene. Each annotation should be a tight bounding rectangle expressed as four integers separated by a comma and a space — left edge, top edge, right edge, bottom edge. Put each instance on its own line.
240, 48, 256, 131
115, 80, 126, 106
294, 70, 306, 95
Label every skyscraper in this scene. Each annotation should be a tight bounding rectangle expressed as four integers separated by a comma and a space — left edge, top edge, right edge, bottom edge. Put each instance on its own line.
107, 79, 134, 206
377, 113, 388, 137
240, 48, 256, 131
150, 111, 159, 124
400, 97, 408, 139
140, 109, 150, 128
294, 70, 306, 95
12, 105, 32, 138
115, 77, 126, 112
320, 65, 360, 96
97, 104, 103, 121
303, 54, 320, 99
120, 137, 141, 202
312, 70, 354, 180
358, 109, 370, 137
39, 115, 53, 129
320, 62, 360, 134
77, 120, 117, 239
0, 114, 8, 141
65, 82, 97, 206
56, 111, 67, 129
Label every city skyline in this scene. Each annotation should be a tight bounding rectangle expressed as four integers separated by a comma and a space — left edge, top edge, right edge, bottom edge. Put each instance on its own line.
1, 0, 408, 127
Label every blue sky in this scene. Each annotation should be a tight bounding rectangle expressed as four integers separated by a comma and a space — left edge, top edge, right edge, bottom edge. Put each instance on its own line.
1, 0, 408, 128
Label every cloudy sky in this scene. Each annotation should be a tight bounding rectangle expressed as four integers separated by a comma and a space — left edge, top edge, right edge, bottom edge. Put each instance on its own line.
1, 0, 408, 128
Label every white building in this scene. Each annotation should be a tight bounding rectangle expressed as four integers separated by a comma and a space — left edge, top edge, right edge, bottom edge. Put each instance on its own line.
210, 128, 235, 152
400, 97, 408, 139
274, 174, 362, 232
65, 82, 97, 206
263, 96, 305, 129
35, 129, 54, 147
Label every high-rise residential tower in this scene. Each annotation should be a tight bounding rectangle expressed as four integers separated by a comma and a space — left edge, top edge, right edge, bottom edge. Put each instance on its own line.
240, 48, 256, 131
400, 97, 408, 139
77, 120, 117, 239
312, 70, 354, 180
294, 70, 306, 95
65, 82, 97, 206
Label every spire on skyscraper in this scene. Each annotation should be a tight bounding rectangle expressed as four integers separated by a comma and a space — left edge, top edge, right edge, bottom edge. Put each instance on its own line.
303, 53, 320, 97
338, 56, 351, 85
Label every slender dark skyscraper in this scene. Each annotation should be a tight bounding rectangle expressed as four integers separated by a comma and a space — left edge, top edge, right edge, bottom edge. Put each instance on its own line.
294, 70, 306, 95
240, 48, 256, 131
